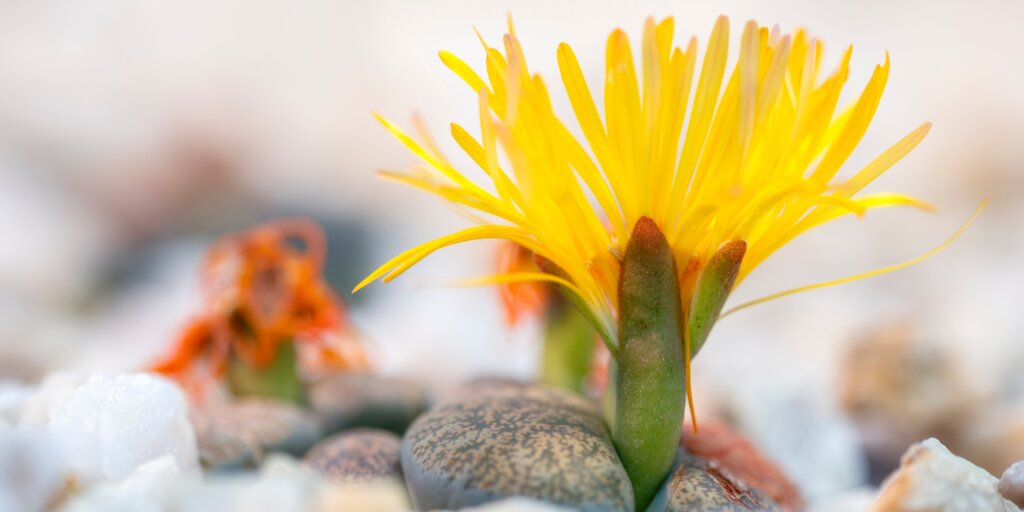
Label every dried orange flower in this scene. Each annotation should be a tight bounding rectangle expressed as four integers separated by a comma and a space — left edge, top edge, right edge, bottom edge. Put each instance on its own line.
152, 219, 367, 387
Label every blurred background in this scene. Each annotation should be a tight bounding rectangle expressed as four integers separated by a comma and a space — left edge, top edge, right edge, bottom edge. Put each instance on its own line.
0, 0, 1021, 503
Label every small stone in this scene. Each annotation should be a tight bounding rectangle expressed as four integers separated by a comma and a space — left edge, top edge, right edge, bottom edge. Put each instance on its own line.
61, 455, 192, 512
45, 373, 199, 485
308, 374, 428, 435
872, 438, 1019, 512
959, 402, 1024, 477
806, 487, 878, 512
716, 379, 866, 497
0, 380, 33, 424
464, 497, 577, 511
401, 381, 632, 511
313, 479, 411, 512
681, 421, 802, 511
17, 372, 91, 428
169, 454, 325, 511
0, 423, 65, 512
839, 324, 971, 483
650, 452, 780, 512
999, 461, 1024, 507
192, 398, 323, 470
304, 428, 401, 482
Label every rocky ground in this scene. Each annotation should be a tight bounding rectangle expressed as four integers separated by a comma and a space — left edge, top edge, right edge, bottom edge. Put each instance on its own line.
2, 371, 1023, 511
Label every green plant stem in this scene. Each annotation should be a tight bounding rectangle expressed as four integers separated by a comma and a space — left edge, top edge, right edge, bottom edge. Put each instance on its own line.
612, 217, 685, 511
540, 302, 596, 394
227, 342, 307, 405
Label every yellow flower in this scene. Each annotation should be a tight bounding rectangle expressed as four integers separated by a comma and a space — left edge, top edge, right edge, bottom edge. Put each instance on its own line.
356, 16, 953, 349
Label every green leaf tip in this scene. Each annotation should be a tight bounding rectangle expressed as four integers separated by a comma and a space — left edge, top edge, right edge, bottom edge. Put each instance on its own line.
619, 217, 677, 321
688, 240, 746, 356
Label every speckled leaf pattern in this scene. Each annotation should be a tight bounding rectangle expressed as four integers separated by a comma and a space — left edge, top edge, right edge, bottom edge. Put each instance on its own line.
401, 381, 634, 511
654, 453, 780, 512
305, 428, 402, 482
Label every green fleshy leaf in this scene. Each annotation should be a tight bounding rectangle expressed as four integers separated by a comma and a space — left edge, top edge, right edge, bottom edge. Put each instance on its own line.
614, 217, 684, 511
688, 240, 746, 356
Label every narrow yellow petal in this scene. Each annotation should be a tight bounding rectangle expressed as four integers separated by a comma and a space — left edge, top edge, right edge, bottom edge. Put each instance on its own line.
667, 16, 730, 235
353, 225, 537, 292
738, 20, 760, 157
840, 122, 932, 196
374, 113, 488, 196
439, 50, 488, 94
810, 54, 890, 184
723, 202, 986, 317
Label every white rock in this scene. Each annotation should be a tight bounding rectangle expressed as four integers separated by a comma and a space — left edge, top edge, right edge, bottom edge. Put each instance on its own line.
871, 438, 1020, 512
312, 480, 410, 512
18, 372, 91, 428
715, 377, 868, 497
150, 455, 413, 512
0, 422, 66, 512
60, 455, 192, 512
808, 487, 878, 512
0, 380, 33, 423
462, 497, 575, 511
1000, 461, 1024, 507
44, 373, 199, 485
59, 453, 404, 512
259, 453, 411, 511
172, 455, 322, 512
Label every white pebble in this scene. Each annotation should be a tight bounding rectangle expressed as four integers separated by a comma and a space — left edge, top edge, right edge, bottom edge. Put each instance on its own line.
463, 498, 576, 511
1000, 461, 1024, 507
0, 380, 34, 423
871, 438, 1020, 512
60, 455, 191, 512
0, 422, 66, 512
18, 372, 91, 428
44, 373, 199, 485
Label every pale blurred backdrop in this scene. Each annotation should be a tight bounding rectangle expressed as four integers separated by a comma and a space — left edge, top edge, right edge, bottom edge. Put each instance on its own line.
1, 0, 1022, 501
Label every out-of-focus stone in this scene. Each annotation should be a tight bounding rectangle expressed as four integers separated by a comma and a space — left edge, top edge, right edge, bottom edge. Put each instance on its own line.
17, 373, 91, 428
192, 398, 323, 470
710, 370, 867, 498
308, 373, 428, 435
313, 480, 411, 512
999, 461, 1024, 507
648, 451, 779, 512
170, 454, 324, 512
870, 438, 1019, 512
806, 487, 878, 512
45, 373, 199, 485
402, 381, 632, 511
0, 380, 33, 424
304, 428, 401, 483
58, 450, 407, 512
960, 402, 1024, 477
839, 324, 973, 483
681, 421, 802, 511
60, 455, 192, 512
462, 497, 576, 511
0, 423, 66, 512
437, 377, 530, 406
